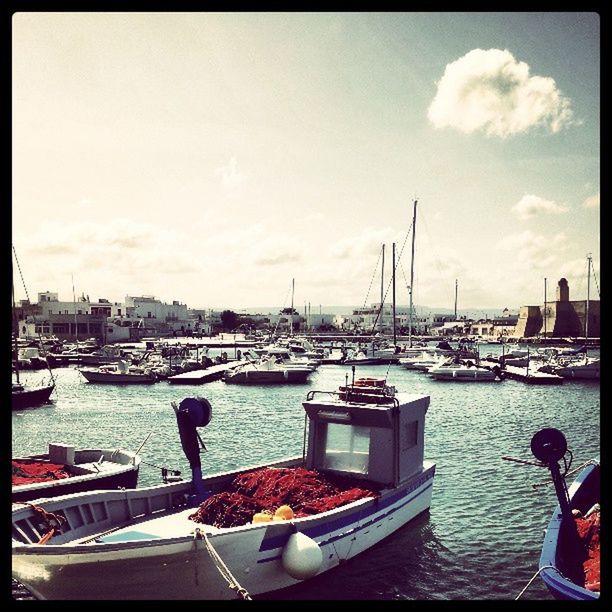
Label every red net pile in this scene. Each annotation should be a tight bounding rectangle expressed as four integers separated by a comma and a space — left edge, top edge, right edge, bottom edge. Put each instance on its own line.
12, 461, 71, 486
189, 467, 377, 528
575, 509, 600, 592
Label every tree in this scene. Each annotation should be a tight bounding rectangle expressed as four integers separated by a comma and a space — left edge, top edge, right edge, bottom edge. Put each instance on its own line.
220, 310, 239, 331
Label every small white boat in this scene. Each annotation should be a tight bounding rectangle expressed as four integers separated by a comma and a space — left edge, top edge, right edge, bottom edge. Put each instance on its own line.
223, 356, 314, 384
78, 360, 158, 384
12, 443, 141, 503
553, 357, 600, 380
398, 351, 438, 370
11, 385, 435, 600
428, 359, 501, 382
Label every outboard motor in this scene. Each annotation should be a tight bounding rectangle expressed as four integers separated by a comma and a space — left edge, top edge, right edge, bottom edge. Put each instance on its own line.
173, 397, 213, 505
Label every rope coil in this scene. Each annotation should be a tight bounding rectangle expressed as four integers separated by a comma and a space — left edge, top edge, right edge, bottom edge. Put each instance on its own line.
24, 502, 66, 545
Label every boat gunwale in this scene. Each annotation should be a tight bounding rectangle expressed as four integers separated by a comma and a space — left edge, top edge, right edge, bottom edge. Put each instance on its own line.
12, 459, 436, 556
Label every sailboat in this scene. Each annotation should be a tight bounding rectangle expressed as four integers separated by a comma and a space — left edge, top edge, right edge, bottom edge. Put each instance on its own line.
553, 255, 599, 380
12, 308, 56, 411
12, 250, 55, 410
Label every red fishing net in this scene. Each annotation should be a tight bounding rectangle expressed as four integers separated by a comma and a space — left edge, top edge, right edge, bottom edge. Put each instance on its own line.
189, 492, 264, 528
12, 461, 71, 486
189, 467, 377, 528
575, 509, 600, 592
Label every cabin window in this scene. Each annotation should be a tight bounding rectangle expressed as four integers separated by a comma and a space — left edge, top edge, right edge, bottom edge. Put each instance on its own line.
403, 421, 418, 451
320, 423, 370, 474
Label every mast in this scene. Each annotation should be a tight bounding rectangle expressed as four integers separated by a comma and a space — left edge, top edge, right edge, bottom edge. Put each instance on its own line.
12, 280, 20, 385
392, 242, 397, 345
408, 200, 417, 348
544, 277, 547, 338
380, 244, 385, 336
290, 278, 295, 337
454, 278, 458, 320
586, 254, 591, 344
72, 274, 79, 346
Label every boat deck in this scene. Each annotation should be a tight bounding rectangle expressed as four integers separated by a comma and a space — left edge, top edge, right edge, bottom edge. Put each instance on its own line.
167, 362, 242, 385
90, 508, 218, 543
502, 365, 564, 385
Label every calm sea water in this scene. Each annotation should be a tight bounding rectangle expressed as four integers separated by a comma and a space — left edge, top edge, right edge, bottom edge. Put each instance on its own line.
12, 345, 600, 600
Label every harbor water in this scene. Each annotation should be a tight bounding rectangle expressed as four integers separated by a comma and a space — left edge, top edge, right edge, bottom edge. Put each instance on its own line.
12, 345, 600, 600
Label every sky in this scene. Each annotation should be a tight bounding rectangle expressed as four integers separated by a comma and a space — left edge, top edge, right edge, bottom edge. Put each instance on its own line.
12, 12, 600, 313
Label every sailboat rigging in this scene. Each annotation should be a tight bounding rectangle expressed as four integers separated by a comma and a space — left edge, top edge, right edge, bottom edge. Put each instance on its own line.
12, 247, 56, 410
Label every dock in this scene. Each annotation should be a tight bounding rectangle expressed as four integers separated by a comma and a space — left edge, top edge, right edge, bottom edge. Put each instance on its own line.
167, 362, 242, 385
502, 365, 564, 385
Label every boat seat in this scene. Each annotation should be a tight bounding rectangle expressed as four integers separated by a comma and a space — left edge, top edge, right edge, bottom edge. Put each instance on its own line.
95, 508, 219, 543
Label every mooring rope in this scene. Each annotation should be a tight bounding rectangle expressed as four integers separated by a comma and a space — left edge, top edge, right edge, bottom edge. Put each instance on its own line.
194, 528, 252, 600
515, 564, 566, 600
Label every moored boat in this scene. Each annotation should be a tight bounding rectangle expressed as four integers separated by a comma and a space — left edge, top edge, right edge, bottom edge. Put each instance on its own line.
12, 443, 141, 503
11, 384, 435, 600
428, 359, 502, 382
530, 429, 600, 600
78, 360, 158, 384
12, 381, 55, 410
223, 356, 314, 384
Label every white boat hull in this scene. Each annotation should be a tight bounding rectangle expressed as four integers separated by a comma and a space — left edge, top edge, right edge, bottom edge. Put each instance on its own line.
79, 370, 157, 384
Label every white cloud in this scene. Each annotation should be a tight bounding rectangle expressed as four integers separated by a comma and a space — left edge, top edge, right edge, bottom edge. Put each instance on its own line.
428, 48, 574, 137
329, 227, 396, 260
497, 230, 567, 269
582, 193, 600, 209
511, 194, 569, 220
215, 156, 246, 188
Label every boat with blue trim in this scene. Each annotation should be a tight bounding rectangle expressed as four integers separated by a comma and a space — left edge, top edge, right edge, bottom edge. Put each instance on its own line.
530, 429, 600, 600
11, 380, 435, 600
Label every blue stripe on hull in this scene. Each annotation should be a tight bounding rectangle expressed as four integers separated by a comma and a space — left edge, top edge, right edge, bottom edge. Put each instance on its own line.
256, 469, 434, 564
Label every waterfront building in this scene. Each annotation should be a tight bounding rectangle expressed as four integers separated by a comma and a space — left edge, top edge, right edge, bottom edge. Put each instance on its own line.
514, 278, 600, 339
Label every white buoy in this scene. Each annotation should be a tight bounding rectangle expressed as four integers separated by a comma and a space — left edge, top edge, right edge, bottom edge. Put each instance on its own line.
281, 532, 322, 580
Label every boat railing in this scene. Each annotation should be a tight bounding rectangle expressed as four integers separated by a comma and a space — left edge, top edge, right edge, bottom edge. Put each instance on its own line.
306, 389, 400, 407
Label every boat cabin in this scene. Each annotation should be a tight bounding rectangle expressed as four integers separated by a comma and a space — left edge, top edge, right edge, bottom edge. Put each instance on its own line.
302, 391, 430, 487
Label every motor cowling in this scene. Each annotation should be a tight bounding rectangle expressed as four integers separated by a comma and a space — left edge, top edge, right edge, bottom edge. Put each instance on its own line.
175, 397, 212, 470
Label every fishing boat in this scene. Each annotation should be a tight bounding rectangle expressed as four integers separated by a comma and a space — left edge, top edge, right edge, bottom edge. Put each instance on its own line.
530, 429, 600, 600
12, 443, 141, 503
11, 382, 435, 600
